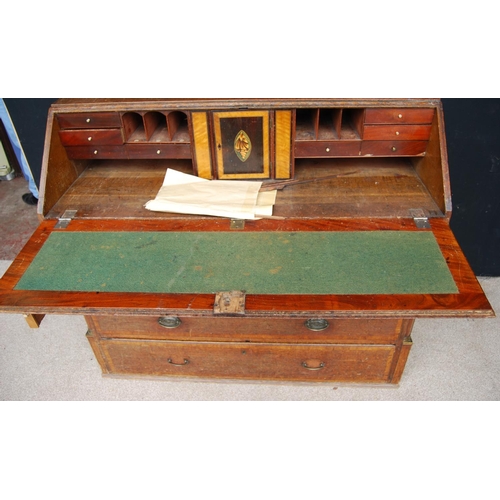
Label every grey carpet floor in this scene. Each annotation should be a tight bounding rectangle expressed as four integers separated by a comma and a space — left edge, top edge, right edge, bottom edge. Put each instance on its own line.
1, 260, 498, 401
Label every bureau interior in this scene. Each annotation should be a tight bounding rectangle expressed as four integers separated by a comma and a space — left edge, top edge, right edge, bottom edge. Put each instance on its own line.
40, 104, 447, 221
42, 156, 445, 221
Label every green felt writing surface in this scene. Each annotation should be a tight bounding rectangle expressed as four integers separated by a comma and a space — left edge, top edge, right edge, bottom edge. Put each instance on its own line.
15, 231, 458, 295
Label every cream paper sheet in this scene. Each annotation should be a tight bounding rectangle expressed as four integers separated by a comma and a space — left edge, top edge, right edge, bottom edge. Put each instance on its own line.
145, 169, 277, 219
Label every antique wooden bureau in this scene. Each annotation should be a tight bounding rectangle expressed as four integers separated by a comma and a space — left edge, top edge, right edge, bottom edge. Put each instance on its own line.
0, 98, 494, 384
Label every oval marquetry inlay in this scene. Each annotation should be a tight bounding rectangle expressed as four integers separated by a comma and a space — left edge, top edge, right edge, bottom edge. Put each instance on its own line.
234, 130, 252, 162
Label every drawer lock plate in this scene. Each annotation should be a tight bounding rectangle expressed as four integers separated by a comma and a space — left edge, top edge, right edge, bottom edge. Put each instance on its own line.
214, 291, 246, 315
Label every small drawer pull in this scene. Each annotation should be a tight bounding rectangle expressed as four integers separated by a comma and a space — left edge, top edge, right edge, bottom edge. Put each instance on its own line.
88, 136, 93, 141
391, 146, 397, 152
305, 319, 329, 331
86, 118, 91, 123
168, 358, 190, 367
158, 316, 182, 329
302, 361, 326, 371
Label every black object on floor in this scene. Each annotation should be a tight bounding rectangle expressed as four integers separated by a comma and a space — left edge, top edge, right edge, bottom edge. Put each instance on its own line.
22, 193, 38, 206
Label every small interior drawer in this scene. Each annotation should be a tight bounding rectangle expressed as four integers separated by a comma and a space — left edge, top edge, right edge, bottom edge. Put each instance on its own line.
363, 124, 432, 141
64, 146, 128, 160
364, 108, 435, 124
57, 112, 122, 129
87, 315, 402, 344
361, 141, 429, 156
294, 141, 361, 158
125, 143, 192, 159
59, 129, 124, 146
94, 338, 396, 383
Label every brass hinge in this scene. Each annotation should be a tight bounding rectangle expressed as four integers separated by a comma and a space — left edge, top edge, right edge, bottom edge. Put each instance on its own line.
230, 219, 245, 230
214, 291, 246, 315
409, 209, 431, 229
54, 210, 77, 229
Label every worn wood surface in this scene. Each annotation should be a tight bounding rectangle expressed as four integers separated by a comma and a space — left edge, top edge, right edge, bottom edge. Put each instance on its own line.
91, 338, 396, 382
43, 158, 444, 220
87, 315, 403, 344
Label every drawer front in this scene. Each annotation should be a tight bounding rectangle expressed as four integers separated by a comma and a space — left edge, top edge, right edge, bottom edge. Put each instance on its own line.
57, 112, 122, 129
88, 315, 402, 344
364, 108, 435, 124
96, 339, 396, 383
59, 129, 124, 146
294, 141, 361, 157
125, 143, 192, 159
363, 124, 432, 141
64, 146, 128, 160
361, 141, 428, 156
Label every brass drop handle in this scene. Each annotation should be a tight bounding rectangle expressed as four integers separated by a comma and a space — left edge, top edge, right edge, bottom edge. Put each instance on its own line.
302, 361, 326, 371
167, 358, 190, 367
158, 316, 182, 329
305, 319, 329, 331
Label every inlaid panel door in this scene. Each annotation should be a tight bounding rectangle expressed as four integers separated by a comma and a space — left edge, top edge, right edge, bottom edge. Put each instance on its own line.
213, 110, 271, 179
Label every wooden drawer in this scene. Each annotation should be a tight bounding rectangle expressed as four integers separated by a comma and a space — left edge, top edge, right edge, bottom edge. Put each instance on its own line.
57, 112, 122, 129
64, 146, 128, 160
363, 124, 432, 141
59, 129, 124, 147
294, 141, 361, 158
361, 141, 428, 156
92, 337, 396, 383
87, 315, 403, 344
125, 143, 192, 159
364, 108, 435, 124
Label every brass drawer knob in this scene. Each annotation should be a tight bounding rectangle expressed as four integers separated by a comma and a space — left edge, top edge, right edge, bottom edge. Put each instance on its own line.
86, 118, 91, 123
158, 316, 182, 329
305, 319, 329, 331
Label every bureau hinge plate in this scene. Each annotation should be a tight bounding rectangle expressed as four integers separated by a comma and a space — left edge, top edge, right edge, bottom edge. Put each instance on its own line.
214, 291, 246, 315
409, 209, 431, 229
230, 219, 245, 230
54, 210, 77, 229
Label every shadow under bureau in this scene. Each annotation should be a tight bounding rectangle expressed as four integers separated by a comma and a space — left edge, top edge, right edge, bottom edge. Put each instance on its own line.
0, 98, 494, 384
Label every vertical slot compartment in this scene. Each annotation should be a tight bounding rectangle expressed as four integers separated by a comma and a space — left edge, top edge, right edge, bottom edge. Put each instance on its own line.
167, 111, 190, 142
295, 109, 319, 140
123, 112, 146, 142
318, 109, 342, 140
340, 109, 365, 140
145, 112, 168, 142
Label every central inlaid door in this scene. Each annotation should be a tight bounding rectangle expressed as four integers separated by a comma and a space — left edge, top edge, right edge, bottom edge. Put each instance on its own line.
213, 110, 271, 179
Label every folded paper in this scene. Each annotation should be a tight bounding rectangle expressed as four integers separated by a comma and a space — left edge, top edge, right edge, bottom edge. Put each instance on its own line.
145, 169, 277, 219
